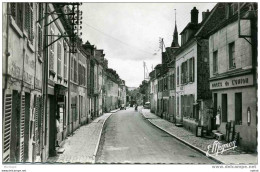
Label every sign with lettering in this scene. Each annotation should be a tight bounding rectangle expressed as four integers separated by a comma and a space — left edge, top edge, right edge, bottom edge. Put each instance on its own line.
210, 74, 253, 90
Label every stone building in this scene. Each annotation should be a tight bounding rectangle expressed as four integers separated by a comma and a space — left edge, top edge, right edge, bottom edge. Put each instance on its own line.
207, 3, 257, 151
104, 68, 120, 112
175, 4, 226, 134
149, 70, 157, 114
2, 2, 45, 162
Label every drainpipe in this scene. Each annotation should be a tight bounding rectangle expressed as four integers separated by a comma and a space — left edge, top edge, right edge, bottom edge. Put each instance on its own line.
68, 47, 71, 135
4, 3, 10, 91
42, 2, 49, 162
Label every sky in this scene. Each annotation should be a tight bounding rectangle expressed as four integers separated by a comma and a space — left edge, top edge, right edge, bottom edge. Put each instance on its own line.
81, 3, 216, 87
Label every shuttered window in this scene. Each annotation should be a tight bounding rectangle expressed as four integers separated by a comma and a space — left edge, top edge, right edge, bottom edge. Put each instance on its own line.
37, 26, 42, 56
71, 56, 74, 81
11, 3, 24, 30
20, 94, 25, 162
3, 93, 12, 162
189, 58, 195, 82
74, 59, 77, 83
24, 3, 34, 44
64, 45, 68, 79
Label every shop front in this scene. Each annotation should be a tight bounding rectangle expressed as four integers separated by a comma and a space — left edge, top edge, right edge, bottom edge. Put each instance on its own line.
54, 84, 68, 150
210, 73, 257, 151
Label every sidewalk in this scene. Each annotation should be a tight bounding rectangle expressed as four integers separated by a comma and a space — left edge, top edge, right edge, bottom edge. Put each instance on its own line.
141, 108, 257, 164
47, 109, 120, 164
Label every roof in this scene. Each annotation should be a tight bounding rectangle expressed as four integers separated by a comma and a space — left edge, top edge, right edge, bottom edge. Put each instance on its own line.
204, 3, 257, 38
180, 22, 201, 35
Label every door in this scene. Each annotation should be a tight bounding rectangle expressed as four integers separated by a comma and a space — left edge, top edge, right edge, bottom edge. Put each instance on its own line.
24, 93, 30, 162
222, 94, 228, 122
45, 96, 50, 159
235, 93, 242, 125
212, 93, 218, 130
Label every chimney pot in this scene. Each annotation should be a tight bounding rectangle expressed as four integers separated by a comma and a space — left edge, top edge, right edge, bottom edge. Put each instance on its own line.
191, 7, 199, 24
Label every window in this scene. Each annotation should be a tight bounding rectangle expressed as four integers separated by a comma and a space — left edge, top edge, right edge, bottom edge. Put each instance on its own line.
70, 56, 74, 81
37, 26, 43, 56
78, 64, 81, 85
49, 25, 55, 72
24, 3, 34, 44
83, 66, 86, 86
177, 67, 179, 86
38, 3, 43, 27
57, 41, 62, 77
185, 61, 188, 83
37, 3, 43, 57
10, 3, 23, 30
181, 64, 184, 84
74, 59, 77, 83
164, 77, 168, 90
189, 58, 194, 82
169, 74, 175, 90
64, 45, 67, 79
229, 42, 235, 69
230, 3, 238, 15
213, 51, 218, 74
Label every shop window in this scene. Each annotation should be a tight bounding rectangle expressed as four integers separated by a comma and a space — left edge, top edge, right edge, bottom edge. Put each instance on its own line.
229, 42, 236, 69
213, 51, 218, 74
222, 94, 228, 122
235, 93, 242, 125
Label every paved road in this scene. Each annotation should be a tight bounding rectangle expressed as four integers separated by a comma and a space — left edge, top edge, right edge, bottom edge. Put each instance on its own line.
96, 108, 216, 164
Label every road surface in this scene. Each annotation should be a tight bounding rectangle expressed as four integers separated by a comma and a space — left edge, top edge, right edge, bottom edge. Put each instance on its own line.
96, 108, 216, 164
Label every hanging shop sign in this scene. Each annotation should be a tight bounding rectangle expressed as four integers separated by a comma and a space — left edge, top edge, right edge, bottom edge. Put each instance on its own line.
210, 74, 253, 90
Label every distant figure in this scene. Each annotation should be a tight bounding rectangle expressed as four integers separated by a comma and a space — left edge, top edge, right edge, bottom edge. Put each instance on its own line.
135, 104, 138, 111
91, 109, 94, 120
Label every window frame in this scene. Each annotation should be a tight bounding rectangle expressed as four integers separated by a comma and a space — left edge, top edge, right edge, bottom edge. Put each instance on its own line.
229, 42, 236, 69
213, 51, 218, 74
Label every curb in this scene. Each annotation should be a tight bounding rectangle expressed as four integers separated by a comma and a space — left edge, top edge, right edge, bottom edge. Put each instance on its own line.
92, 109, 120, 163
140, 111, 224, 164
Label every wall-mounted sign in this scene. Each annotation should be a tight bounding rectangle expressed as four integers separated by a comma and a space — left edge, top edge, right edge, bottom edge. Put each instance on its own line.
210, 74, 253, 90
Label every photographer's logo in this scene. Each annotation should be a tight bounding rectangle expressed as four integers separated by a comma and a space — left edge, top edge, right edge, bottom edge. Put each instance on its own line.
206, 141, 237, 156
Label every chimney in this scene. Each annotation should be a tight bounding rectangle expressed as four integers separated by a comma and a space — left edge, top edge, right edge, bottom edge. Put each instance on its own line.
191, 7, 199, 24
202, 9, 210, 21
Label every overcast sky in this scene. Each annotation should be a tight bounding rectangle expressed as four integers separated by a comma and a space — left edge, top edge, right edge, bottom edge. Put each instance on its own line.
81, 3, 216, 87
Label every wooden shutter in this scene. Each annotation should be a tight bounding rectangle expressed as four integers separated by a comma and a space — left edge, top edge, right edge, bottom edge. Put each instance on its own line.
38, 27, 42, 56
3, 93, 12, 162
34, 96, 39, 155
30, 4, 34, 43
19, 93, 25, 162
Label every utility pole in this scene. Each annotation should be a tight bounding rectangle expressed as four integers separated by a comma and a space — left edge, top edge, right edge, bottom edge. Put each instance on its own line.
143, 61, 145, 80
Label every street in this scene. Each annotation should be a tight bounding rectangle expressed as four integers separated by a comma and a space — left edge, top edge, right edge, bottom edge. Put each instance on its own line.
96, 108, 216, 164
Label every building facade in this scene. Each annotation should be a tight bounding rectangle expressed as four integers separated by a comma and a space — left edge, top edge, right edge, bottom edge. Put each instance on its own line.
2, 2, 126, 163
208, 3, 257, 151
